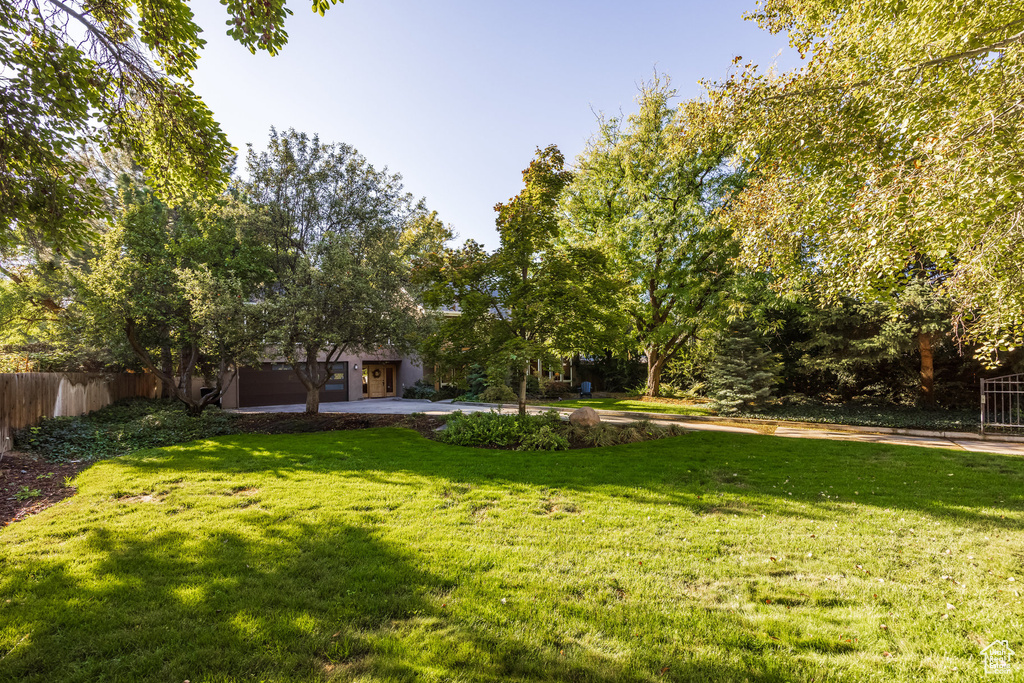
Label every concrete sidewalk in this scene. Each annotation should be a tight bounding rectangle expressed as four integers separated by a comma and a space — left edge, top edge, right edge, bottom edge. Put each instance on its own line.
230, 398, 1024, 455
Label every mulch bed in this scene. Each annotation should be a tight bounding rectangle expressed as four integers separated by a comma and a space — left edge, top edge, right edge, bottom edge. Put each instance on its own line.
0, 451, 89, 527
1, 412, 444, 527
231, 412, 443, 439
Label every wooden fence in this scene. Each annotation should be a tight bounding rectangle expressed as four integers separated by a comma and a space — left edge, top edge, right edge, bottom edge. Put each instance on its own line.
0, 373, 160, 455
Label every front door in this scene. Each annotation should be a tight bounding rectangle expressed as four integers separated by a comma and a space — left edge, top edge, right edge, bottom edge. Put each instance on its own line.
365, 364, 387, 398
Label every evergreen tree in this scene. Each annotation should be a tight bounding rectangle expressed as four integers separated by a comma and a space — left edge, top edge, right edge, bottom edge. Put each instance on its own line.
708, 323, 781, 414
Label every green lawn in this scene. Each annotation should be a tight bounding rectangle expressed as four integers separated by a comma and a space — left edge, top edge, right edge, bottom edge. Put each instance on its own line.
2, 428, 1022, 682
537, 397, 712, 417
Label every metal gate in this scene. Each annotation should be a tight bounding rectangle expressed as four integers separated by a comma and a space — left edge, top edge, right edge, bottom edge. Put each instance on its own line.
981, 374, 1024, 434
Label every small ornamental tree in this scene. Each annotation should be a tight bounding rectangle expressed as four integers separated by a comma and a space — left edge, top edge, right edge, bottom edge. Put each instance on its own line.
417, 146, 617, 416
244, 129, 420, 414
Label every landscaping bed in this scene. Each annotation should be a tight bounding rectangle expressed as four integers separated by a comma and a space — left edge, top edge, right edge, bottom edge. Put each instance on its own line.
0, 451, 89, 526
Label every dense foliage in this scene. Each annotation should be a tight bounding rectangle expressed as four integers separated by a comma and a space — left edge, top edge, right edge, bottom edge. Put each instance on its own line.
744, 400, 980, 432
717, 0, 1024, 361
1, 0, 345, 254
74, 180, 273, 414
562, 82, 742, 397
438, 410, 687, 450
14, 399, 235, 462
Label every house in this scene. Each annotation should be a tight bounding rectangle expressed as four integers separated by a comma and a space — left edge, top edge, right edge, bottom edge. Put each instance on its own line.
217, 350, 424, 408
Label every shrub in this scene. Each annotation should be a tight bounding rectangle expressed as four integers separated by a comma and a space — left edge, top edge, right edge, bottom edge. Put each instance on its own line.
480, 384, 518, 404
438, 410, 684, 451
466, 365, 488, 397
403, 379, 437, 400
434, 385, 463, 401
540, 379, 572, 398
440, 411, 532, 448
519, 425, 570, 451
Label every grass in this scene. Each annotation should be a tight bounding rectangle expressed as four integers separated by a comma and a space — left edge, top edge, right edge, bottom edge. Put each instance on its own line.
539, 397, 982, 433
2, 428, 1023, 682
537, 397, 712, 417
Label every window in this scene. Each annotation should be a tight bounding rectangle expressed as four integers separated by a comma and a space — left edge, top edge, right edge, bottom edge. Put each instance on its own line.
325, 366, 347, 393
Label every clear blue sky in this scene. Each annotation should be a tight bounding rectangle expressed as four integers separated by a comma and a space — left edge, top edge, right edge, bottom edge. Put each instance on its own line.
189, 0, 797, 248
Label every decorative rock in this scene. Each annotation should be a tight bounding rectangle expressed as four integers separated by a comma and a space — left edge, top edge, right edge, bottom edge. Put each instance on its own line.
569, 407, 601, 427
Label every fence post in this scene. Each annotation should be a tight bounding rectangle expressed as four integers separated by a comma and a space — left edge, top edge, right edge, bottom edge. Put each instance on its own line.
979, 378, 986, 436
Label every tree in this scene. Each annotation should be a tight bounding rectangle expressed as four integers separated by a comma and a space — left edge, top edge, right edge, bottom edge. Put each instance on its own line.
78, 181, 272, 415
707, 320, 782, 414
562, 82, 742, 397
417, 146, 614, 415
244, 129, 420, 414
715, 0, 1024, 361
1, 0, 343, 253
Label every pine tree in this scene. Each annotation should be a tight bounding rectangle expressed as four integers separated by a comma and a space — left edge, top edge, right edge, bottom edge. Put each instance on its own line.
708, 325, 781, 415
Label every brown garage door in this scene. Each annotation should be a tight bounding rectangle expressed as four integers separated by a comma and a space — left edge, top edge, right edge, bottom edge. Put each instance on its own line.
237, 362, 348, 408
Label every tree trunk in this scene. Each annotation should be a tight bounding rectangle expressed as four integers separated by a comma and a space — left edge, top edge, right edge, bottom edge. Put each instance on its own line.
160, 343, 174, 398
918, 331, 936, 408
518, 359, 529, 417
305, 388, 320, 414
304, 348, 322, 414
645, 348, 666, 397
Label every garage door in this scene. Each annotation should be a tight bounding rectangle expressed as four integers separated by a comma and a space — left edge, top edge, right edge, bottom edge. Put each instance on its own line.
237, 362, 348, 408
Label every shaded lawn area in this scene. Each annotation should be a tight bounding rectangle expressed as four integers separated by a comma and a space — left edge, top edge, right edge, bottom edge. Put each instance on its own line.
1, 429, 1023, 682
536, 397, 712, 417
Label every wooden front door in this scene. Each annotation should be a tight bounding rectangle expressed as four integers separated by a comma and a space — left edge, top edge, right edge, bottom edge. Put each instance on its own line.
366, 364, 387, 398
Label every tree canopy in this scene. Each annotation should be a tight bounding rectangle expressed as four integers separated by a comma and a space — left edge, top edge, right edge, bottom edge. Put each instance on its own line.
716, 0, 1024, 362
1, 0, 342, 254
77, 180, 274, 415
243, 128, 421, 414
562, 83, 742, 397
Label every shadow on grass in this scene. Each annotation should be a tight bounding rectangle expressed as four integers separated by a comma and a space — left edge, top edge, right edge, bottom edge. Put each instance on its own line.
4, 428, 1023, 680
120, 427, 1024, 531
4, 513, 817, 683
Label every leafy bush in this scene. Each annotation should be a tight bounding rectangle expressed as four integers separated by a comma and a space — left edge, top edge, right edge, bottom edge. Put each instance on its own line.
434, 385, 463, 401
403, 379, 437, 400
404, 380, 463, 401
519, 425, 570, 451
480, 384, 517, 404
539, 379, 572, 398
439, 411, 545, 448
15, 398, 236, 462
466, 365, 488, 397
439, 410, 685, 451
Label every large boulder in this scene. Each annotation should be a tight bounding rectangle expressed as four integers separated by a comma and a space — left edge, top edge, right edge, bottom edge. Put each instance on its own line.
569, 406, 601, 427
